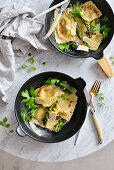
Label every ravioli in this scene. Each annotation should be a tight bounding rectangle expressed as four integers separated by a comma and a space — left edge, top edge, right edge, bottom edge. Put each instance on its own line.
35, 106, 46, 124
57, 94, 78, 121
45, 111, 58, 131
35, 85, 64, 107
75, 16, 87, 38
83, 32, 103, 50
54, 8, 76, 43
81, 1, 102, 22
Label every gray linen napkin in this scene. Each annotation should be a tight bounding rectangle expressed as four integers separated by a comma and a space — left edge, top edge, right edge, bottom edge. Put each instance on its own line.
0, 3, 47, 103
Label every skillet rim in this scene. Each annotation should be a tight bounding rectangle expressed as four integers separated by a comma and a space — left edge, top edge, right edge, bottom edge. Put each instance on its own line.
45, 0, 114, 59
15, 71, 88, 143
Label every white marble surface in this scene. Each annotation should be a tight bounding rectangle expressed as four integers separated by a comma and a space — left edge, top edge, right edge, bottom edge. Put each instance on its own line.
0, 0, 114, 163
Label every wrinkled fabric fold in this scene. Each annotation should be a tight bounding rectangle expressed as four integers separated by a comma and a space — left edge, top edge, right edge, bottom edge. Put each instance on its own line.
0, 3, 47, 102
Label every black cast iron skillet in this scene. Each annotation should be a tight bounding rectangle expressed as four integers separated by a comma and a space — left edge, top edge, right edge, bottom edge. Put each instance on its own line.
15, 72, 87, 143
45, 0, 114, 60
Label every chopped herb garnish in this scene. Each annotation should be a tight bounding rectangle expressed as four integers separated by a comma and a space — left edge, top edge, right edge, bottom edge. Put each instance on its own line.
58, 94, 69, 100
30, 86, 37, 98
110, 57, 114, 59
0, 117, 14, 136
30, 65, 36, 72
101, 25, 111, 38
70, 1, 82, 19
22, 64, 28, 68
42, 62, 46, 65
44, 78, 59, 85
102, 16, 108, 22
54, 119, 66, 132
44, 78, 72, 94
90, 20, 100, 31
29, 57, 34, 64
28, 53, 32, 56
96, 93, 105, 105
58, 43, 69, 53
21, 87, 41, 122
22, 54, 37, 72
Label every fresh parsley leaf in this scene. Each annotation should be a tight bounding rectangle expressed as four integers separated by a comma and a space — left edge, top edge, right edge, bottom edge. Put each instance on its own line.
91, 24, 100, 31
58, 94, 69, 100
3, 117, 8, 124
22, 64, 28, 68
21, 114, 26, 121
110, 57, 114, 59
29, 57, 35, 64
30, 65, 36, 72
70, 2, 82, 18
30, 86, 37, 98
21, 98, 29, 103
5, 124, 10, 128
26, 98, 35, 106
42, 62, 46, 65
58, 43, 69, 53
58, 45, 65, 50
102, 16, 108, 22
76, 1, 81, 7
0, 117, 14, 136
44, 78, 59, 85
21, 90, 30, 99
9, 130, 14, 133
0, 121, 4, 126
112, 61, 114, 64
101, 25, 111, 38
21, 108, 27, 114
25, 115, 30, 122
96, 93, 105, 105
21, 87, 41, 122
28, 53, 32, 56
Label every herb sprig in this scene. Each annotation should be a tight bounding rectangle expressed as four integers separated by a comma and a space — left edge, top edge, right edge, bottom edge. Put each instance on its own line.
102, 16, 108, 22
44, 78, 72, 94
58, 43, 69, 53
101, 25, 111, 39
21, 87, 41, 121
96, 93, 105, 105
0, 117, 14, 136
22, 53, 37, 72
110, 56, 114, 64
90, 19, 100, 31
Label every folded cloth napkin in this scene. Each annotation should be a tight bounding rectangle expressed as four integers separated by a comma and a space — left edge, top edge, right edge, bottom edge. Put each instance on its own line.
0, 3, 47, 103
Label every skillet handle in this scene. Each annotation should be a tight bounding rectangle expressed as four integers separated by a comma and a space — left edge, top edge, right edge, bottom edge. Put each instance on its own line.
16, 126, 26, 137
92, 51, 103, 60
74, 77, 86, 90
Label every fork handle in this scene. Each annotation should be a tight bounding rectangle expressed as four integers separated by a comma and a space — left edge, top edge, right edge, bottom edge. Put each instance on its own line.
91, 110, 103, 144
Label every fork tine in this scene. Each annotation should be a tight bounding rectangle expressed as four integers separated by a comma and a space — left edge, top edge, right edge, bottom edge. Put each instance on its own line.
91, 80, 101, 93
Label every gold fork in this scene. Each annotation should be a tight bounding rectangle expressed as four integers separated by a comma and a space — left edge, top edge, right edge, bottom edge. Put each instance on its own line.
89, 80, 103, 144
